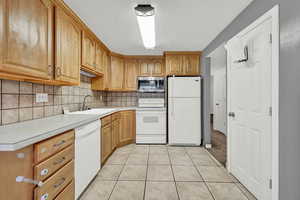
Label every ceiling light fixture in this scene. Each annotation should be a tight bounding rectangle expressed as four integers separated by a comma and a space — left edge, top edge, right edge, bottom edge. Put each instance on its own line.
135, 4, 156, 49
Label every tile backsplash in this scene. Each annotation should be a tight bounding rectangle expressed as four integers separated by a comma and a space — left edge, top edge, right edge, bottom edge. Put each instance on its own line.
0, 75, 105, 126
0, 76, 165, 126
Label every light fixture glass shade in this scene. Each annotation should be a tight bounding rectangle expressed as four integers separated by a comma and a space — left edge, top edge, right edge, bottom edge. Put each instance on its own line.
137, 15, 156, 49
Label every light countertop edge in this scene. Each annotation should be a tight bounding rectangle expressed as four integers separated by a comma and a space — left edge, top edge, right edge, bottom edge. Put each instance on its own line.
0, 107, 137, 151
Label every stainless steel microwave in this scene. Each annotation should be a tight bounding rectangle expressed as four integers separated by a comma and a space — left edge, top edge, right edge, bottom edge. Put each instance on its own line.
137, 77, 165, 93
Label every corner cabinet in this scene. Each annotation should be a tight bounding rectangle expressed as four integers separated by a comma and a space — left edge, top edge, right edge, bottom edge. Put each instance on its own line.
0, 0, 53, 80
55, 6, 81, 85
165, 52, 201, 76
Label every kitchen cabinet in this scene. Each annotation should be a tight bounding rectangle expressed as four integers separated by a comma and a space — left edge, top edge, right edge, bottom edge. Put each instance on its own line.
119, 110, 136, 146
0, 0, 53, 80
110, 55, 124, 90
101, 120, 112, 163
165, 52, 201, 76
139, 59, 164, 76
81, 31, 96, 71
95, 44, 104, 74
182, 54, 200, 75
0, 130, 75, 200
124, 59, 139, 91
91, 49, 110, 91
0, 145, 34, 200
112, 113, 121, 150
55, 6, 81, 85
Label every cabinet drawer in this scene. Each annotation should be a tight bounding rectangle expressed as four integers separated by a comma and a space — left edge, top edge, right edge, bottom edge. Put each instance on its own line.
34, 130, 74, 163
112, 113, 121, 121
34, 145, 74, 181
35, 161, 74, 200
101, 115, 111, 127
54, 181, 74, 200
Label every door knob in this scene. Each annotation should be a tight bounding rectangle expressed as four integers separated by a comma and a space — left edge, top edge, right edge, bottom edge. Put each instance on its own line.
216, 103, 220, 106
228, 112, 235, 117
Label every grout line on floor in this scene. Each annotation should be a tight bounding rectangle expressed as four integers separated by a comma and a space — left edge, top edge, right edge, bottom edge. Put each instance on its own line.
167, 146, 181, 200
142, 145, 150, 200
107, 147, 131, 200
186, 147, 216, 200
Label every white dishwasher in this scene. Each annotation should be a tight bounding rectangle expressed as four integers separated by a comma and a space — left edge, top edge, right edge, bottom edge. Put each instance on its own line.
75, 120, 101, 199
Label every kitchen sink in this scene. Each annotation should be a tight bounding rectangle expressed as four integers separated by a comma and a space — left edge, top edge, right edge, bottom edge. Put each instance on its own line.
69, 108, 116, 115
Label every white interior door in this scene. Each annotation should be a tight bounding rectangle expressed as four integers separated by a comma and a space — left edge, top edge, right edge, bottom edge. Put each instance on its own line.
213, 70, 227, 134
227, 19, 272, 200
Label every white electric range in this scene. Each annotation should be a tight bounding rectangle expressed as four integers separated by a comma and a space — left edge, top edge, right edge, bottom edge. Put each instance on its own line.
136, 98, 166, 144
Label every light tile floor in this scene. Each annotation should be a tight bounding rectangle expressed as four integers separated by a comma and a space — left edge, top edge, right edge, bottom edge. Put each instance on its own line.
80, 144, 257, 200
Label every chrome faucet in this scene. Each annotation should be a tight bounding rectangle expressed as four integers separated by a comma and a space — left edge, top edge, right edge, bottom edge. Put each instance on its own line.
82, 95, 92, 111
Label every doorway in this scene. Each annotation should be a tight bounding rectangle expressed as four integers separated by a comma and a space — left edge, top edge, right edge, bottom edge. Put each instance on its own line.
208, 44, 227, 167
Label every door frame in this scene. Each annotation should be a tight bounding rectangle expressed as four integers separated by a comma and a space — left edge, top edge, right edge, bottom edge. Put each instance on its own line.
226, 5, 279, 200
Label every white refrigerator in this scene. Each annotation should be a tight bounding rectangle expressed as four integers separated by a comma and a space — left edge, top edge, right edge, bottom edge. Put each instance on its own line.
168, 76, 202, 146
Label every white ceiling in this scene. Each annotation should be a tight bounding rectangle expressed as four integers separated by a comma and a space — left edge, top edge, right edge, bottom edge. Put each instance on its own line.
64, 0, 253, 55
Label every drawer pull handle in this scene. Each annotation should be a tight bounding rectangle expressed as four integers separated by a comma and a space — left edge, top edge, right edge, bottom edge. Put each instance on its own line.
16, 176, 43, 187
41, 193, 49, 200
53, 157, 66, 165
53, 177, 66, 188
53, 140, 66, 148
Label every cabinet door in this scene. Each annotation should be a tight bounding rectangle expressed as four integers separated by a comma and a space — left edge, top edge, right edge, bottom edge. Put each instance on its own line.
124, 59, 139, 90
152, 60, 164, 76
112, 119, 120, 150
139, 61, 151, 76
119, 111, 136, 145
166, 55, 183, 75
101, 124, 112, 163
55, 7, 80, 85
110, 56, 124, 90
95, 44, 104, 74
82, 31, 96, 70
0, 146, 34, 200
182, 55, 200, 75
0, 0, 53, 79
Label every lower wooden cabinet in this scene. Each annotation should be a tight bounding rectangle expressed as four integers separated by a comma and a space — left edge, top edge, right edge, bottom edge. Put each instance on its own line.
100, 110, 136, 164
0, 145, 34, 200
101, 123, 112, 163
112, 116, 120, 150
0, 130, 75, 200
119, 110, 136, 146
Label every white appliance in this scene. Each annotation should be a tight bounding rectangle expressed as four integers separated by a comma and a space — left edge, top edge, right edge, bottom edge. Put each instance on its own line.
168, 76, 202, 146
137, 77, 165, 93
75, 120, 101, 199
136, 98, 166, 144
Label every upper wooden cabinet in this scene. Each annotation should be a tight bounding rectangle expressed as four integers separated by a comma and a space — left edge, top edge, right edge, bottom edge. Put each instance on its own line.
165, 52, 201, 76
109, 55, 124, 90
95, 44, 104, 74
165, 54, 183, 75
182, 54, 201, 75
124, 59, 139, 91
55, 6, 80, 85
0, 0, 53, 80
81, 31, 96, 71
139, 58, 164, 77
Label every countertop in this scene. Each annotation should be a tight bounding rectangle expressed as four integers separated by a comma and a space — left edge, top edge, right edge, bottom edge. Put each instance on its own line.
0, 107, 137, 151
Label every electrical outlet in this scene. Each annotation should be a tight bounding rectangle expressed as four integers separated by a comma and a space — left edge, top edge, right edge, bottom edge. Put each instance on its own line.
36, 93, 48, 103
